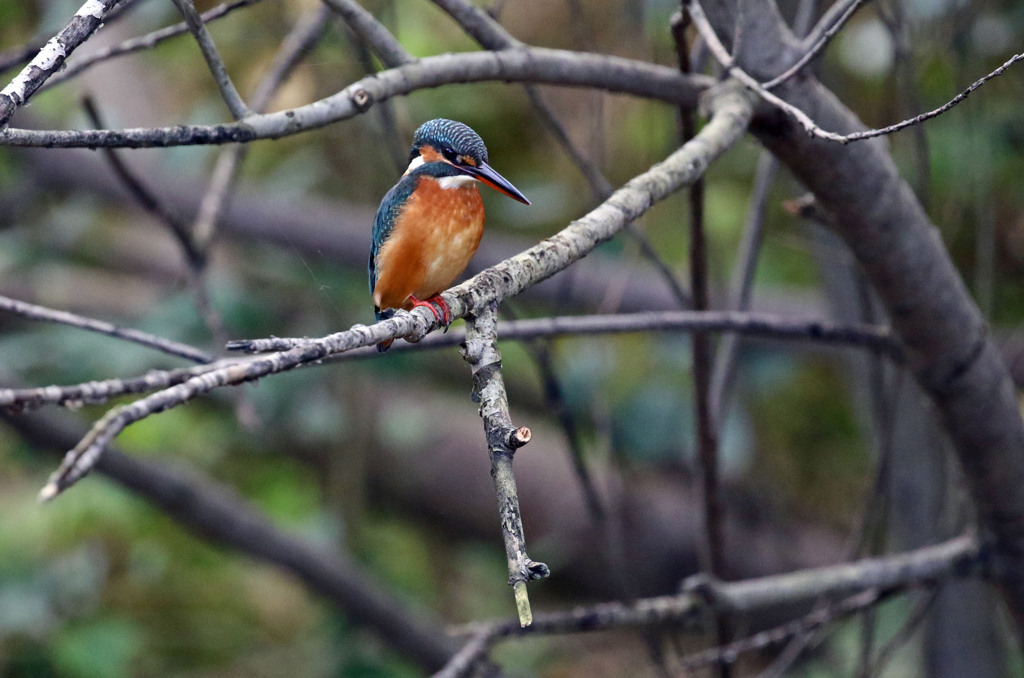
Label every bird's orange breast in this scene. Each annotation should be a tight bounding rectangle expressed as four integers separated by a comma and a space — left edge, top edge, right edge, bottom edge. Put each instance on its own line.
372, 177, 485, 311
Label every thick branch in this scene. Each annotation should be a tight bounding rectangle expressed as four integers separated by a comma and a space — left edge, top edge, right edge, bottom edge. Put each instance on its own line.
0, 48, 713, 148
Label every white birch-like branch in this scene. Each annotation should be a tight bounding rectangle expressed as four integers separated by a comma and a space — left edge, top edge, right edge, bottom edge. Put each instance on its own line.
0, 0, 121, 125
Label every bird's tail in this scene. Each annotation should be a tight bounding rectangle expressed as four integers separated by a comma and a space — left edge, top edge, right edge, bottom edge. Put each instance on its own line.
375, 307, 395, 352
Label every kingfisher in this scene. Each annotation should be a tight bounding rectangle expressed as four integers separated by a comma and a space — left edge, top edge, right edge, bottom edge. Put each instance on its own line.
369, 118, 530, 351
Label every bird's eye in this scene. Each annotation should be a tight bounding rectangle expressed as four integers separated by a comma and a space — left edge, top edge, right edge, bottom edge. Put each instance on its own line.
441, 146, 459, 163
409, 148, 419, 160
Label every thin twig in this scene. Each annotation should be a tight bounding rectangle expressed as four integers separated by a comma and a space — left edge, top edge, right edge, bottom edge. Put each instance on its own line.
708, 153, 777, 424
686, 0, 1024, 143
192, 4, 331, 252
462, 302, 550, 626
42, 0, 267, 91
761, 0, 867, 90
677, 588, 883, 671
0, 0, 121, 125
431, 630, 492, 678
868, 587, 940, 676
80, 95, 202, 265
168, 0, 253, 119
331, 0, 409, 174
0, 294, 213, 364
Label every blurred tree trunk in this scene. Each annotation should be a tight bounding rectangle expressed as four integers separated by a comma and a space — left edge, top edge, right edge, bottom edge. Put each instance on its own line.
702, 0, 1024, 652
812, 223, 1006, 675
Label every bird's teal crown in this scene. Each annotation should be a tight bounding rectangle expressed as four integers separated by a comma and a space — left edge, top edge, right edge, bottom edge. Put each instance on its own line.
411, 118, 489, 165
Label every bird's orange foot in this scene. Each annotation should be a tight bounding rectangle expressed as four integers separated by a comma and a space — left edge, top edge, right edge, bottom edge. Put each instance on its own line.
409, 295, 453, 329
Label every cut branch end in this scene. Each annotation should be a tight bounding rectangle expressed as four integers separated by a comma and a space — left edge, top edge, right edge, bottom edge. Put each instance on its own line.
509, 426, 532, 448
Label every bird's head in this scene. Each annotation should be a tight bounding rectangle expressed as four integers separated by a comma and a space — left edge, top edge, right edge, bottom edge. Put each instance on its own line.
406, 118, 530, 205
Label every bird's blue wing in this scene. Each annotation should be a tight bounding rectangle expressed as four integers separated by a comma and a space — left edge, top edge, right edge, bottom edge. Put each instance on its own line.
369, 174, 419, 300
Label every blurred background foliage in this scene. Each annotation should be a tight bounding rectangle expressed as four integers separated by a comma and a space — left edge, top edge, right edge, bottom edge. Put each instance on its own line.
1, 0, 1022, 675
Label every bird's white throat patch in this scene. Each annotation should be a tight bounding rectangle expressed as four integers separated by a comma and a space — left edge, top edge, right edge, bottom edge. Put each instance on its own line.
437, 175, 478, 190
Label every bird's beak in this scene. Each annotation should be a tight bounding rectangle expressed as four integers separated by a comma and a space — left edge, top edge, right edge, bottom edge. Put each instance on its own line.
462, 161, 531, 205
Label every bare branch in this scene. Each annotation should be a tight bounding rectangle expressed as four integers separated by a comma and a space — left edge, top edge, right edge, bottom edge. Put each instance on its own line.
678, 588, 883, 671
452, 535, 979, 639
0, 0, 121, 125
832, 52, 1024, 142
432, 630, 491, 678
0, 294, 213, 364
674, 14, 730, 669
709, 154, 777, 424
168, 0, 252, 119
430, 0, 522, 49
0, 48, 713, 148
42, 0, 267, 91
463, 302, 549, 626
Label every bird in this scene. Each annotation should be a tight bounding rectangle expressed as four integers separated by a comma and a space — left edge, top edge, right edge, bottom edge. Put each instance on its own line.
369, 118, 530, 351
